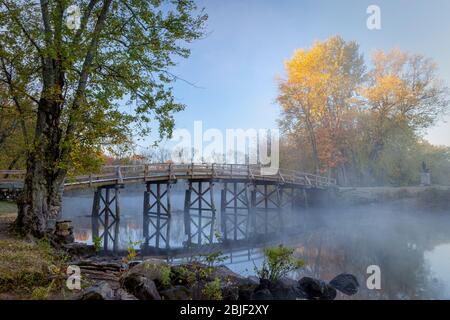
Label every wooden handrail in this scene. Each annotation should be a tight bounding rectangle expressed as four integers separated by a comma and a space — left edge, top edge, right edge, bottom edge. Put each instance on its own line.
0, 164, 337, 188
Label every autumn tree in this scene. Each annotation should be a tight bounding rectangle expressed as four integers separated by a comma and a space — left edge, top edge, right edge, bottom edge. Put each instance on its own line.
362, 49, 449, 162
278, 36, 364, 175
0, 0, 207, 236
278, 38, 449, 186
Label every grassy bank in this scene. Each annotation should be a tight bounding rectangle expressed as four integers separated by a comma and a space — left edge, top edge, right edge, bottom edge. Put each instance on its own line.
0, 201, 70, 299
336, 186, 450, 210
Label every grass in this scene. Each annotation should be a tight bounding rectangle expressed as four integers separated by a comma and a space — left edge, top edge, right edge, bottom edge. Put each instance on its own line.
0, 238, 68, 297
0, 201, 75, 299
0, 239, 52, 292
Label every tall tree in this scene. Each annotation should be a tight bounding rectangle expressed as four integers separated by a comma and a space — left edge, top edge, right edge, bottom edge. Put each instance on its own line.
278, 36, 364, 175
362, 49, 449, 162
0, 0, 207, 236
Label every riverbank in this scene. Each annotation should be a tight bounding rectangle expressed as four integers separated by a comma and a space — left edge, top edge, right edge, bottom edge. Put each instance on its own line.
335, 186, 450, 210
0, 202, 69, 299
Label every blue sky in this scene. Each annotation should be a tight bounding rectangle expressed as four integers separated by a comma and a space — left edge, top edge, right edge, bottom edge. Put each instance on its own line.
155, 0, 450, 147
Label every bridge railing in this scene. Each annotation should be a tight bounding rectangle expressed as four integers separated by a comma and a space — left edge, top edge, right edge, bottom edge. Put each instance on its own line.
1, 164, 337, 188
0, 170, 26, 183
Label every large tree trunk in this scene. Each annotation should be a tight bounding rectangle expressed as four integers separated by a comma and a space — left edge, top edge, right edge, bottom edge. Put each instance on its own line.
13, 0, 112, 237
304, 115, 320, 174
15, 96, 65, 237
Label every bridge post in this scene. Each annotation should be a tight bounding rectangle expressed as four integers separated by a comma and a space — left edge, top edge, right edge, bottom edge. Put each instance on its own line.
91, 185, 122, 254
143, 181, 172, 250
250, 183, 283, 236
303, 188, 309, 209
184, 181, 192, 244
220, 181, 251, 241
91, 189, 100, 240
183, 180, 216, 246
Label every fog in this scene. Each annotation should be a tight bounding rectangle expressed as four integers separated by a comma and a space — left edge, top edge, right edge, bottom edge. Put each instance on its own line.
62, 183, 450, 300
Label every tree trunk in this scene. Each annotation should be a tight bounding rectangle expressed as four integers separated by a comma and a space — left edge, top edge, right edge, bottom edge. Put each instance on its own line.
304, 115, 320, 174
15, 96, 65, 237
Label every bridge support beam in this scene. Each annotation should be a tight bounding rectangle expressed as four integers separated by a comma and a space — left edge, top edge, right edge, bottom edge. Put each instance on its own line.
250, 183, 284, 236
184, 180, 216, 246
220, 182, 251, 241
143, 181, 173, 250
91, 185, 123, 253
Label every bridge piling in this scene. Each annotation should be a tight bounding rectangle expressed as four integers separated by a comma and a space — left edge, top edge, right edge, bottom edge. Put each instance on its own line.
184, 180, 216, 246
91, 184, 122, 253
220, 182, 251, 241
143, 181, 172, 250
250, 183, 284, 236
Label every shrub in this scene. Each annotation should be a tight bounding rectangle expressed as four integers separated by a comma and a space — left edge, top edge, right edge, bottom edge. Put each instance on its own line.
255, 245, 304, 282
202, 277, 222, 300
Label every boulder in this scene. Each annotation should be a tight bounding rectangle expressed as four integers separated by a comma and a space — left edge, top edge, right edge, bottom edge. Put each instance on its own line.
329, 273, 359, 296
269, 278, 304, 300
128, 260, 143, 268
121, 273, 161, 300
79, 281, 115, 300
63, 243, 96, 258
221, 282, 240, 301
54, 220, 75, 244
115, 288, 138, 300
160, 286, 191, 300
237, 276, 260, 300
298, 277, 337, 300
209, 266, 248, 284
250, 289, 273, 300
120, 258, 169, 288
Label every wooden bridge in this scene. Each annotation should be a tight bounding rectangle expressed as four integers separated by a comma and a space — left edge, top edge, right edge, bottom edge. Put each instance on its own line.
0, 164, 336, 253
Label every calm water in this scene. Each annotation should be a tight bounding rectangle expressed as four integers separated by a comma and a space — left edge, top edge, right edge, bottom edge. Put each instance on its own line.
62, 185, 450, 300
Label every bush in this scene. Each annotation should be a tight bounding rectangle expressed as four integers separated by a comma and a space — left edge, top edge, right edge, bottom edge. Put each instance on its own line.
202, 277, 222, 300
255, 245, 304, 282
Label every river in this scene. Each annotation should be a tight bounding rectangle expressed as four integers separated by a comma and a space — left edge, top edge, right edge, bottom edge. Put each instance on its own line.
61, 184, 450, 299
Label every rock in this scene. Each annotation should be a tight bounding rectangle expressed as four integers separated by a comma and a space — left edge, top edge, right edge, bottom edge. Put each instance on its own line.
251, 289, 273, 300
171, 263, 247, 286
255, 278, 271, 291
191, 281, 206, 300
63, 243, 96, 258
329, 273, 359, 296
209, 266, 248, 284
247, 276, 260, 285
115, 288, 138, 300
121, 273, 161, 300
128, 260, 143, 268
54, 220, 75, 244
269, 278, 304, 300
79, 281, 115, 300
298, 277, 337, 300
221, 282, 240, 301
236, 278, 259, 301
120, 258, 169, 288
160, 286, 191, 300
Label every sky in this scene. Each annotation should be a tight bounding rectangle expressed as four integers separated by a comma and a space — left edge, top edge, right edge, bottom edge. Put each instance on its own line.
151, 0, 450, 148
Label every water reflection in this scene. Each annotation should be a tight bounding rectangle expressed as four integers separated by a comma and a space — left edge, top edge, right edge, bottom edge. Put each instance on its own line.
62, 187, 450, 299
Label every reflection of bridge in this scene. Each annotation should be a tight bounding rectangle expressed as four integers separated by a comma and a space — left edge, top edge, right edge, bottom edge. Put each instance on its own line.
0, 164, 336, 251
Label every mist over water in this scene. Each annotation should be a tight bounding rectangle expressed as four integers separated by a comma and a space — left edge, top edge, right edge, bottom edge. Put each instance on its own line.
62, 184, 450, 300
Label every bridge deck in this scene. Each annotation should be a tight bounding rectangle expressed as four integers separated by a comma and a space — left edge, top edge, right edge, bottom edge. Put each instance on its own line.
0, 163, 336, 191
